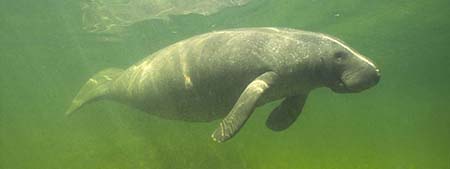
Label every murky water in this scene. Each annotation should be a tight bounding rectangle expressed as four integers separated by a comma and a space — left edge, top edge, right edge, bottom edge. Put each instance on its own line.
1, 0, 449, 168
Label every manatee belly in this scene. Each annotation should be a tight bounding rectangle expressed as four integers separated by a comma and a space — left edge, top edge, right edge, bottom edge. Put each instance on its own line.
132, 77, 288, 122
120, 67, 266, 122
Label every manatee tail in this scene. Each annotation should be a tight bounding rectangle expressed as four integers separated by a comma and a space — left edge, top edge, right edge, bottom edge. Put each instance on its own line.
66, 68, 124, 116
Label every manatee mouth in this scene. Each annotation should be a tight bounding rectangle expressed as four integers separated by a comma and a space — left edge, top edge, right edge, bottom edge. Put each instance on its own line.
332, 69, 380, 93
331, 79, 352, 93
331, 72, 364, 93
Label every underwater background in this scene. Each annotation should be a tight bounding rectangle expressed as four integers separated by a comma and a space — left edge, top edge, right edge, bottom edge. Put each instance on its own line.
1, 0, 449, 168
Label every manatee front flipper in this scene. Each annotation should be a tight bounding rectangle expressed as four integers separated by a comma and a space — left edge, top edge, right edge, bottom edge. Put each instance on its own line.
211, 72, 279, 143
266, 94, 308, 131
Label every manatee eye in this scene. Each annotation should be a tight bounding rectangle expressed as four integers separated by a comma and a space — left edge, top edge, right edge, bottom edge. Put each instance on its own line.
334, 51, 347, 59
333, 51, 347, 62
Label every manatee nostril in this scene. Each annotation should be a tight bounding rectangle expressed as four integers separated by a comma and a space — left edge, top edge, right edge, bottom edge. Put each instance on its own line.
375, 68, 381, 77
373, 69, 381, 85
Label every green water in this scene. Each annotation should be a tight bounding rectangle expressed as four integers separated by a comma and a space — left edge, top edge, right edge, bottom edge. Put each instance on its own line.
1, 0, 449, 168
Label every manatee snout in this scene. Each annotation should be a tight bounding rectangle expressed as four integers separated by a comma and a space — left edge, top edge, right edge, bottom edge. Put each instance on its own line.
339, 64, 380, 93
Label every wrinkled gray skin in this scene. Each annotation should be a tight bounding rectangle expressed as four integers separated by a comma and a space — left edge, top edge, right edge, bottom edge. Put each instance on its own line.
66, 27, 380, 143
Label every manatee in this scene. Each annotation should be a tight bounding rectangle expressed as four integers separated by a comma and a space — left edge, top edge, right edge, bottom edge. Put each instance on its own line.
66, 27, 380, 143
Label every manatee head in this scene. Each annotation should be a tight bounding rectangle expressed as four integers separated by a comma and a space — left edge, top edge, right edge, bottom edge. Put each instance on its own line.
316, 35, 381, 93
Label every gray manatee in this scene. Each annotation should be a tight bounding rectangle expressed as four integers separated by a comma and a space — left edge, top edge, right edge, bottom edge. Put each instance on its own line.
66, 27, 380, 143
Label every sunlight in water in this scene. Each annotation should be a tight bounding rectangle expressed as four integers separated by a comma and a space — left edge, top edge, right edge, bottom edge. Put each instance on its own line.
81, 0, 251, 33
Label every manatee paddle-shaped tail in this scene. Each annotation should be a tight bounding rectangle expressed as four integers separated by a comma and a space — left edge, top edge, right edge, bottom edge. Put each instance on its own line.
211, 71, 279, 143
65, 68, 123, 116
